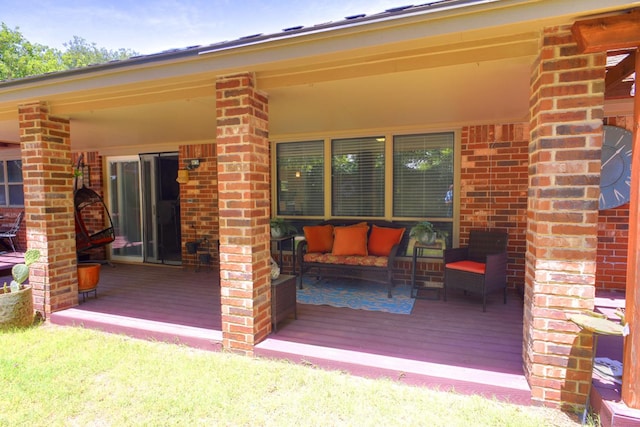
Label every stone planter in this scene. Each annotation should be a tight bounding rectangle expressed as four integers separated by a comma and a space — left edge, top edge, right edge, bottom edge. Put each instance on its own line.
271, 227, 285, 238
0, 285, 34, 330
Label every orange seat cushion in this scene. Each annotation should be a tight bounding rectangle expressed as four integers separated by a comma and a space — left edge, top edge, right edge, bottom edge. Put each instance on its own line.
332, 225, 368, 256
367, 224, 405, 256
303, 225, 334, 253
446, 260, 486, 274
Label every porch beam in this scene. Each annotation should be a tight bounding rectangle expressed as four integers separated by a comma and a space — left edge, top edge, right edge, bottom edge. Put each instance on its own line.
571, 9, 640, 54
605, 50, 636, 93
622, 47, 640, 410
572, 10, 640, 410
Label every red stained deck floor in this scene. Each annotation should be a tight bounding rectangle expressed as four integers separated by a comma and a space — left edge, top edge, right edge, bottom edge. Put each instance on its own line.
48, 263, 532, 404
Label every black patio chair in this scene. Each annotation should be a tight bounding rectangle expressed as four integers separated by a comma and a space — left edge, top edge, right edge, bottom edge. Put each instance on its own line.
443, 229, 508, 312
0, 211, 24, 252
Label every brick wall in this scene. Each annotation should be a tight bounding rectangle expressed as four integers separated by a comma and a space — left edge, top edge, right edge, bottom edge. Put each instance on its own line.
19, 101, 77, 316
597, 115, 634, 290
524, 26, 605, 409
459, 124, 529, 290
179, 143, 219, 268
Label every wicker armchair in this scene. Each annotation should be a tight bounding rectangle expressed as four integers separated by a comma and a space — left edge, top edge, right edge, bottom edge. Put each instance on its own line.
443, 230, 508, 312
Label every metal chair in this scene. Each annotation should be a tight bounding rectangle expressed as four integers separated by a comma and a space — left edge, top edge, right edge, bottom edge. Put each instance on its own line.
0, 211, 24, 252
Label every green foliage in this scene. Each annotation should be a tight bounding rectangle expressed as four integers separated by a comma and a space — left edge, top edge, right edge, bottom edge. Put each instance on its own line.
60, 36, 136, 69
8, 249, 40, 292
270, 218, 296, 235
0, 23, 139, 81
0, 326, 582, 426
0, 23, 61, 80
409, 221, 436, 237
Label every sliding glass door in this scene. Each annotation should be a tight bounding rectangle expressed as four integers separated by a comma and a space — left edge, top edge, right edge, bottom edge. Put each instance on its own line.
140, 153, 181, 265
108, 156, 143, 262
107, 154, 181, 264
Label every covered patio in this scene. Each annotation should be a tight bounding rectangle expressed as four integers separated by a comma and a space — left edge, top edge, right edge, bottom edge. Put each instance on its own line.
1, 0, 640, 417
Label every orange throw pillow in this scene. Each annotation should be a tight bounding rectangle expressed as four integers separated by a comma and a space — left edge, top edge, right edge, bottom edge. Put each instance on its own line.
367, 225, 405, 256
332, 226, 368, 256
303, 225, 334, 253
345, 221, 368, 229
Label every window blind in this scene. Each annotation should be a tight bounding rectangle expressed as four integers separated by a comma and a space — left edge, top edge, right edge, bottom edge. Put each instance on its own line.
331, 137, 385, 217
276, 141, 324, 216
393, 133, 454, 218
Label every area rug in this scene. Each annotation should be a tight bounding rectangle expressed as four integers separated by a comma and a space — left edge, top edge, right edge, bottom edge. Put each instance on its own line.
297, 277, 415, 315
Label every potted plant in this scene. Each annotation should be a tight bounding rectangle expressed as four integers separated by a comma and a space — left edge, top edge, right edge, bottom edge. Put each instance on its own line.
270, 218, 296, 238
0, 248, 40, 330
410, 221, 439, 245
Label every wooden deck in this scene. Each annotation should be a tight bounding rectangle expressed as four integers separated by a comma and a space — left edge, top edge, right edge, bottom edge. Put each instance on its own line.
0, 250, 25, 277
24, 261, 637, 418
47, 262, 532, 404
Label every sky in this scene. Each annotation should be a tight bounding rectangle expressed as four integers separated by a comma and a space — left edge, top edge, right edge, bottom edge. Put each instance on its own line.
1, 0, 405, 55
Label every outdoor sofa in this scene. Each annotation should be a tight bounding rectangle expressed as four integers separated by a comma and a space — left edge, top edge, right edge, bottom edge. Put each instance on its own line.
297, 220, 405, 298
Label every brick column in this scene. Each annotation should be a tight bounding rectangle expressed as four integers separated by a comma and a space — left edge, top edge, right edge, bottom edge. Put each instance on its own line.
19, 101, 77, 317
216, 73, 270, 355
524, 27, 606, 409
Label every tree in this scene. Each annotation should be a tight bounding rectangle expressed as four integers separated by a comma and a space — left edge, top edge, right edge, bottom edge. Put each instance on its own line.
0, 23, 139, 81
0, 23, 61, 80
61, 36, 137, 69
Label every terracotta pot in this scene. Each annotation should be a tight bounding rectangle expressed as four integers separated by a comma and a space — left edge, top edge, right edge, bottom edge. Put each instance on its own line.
77, 263, 101, 292
0, 285, 34, 330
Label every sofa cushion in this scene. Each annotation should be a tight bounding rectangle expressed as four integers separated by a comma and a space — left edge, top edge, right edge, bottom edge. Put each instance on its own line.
367, 224, 405, 256
303, 224, 334, 253
304, 253, 388, 267
445, 260, 486, 274
332, 225, 368, 256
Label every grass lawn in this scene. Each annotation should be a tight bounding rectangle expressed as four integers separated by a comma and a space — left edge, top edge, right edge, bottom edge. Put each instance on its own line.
1, 324, 586, 426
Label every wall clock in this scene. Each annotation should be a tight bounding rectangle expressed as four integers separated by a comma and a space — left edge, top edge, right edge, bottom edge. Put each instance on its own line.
599, 125, 633, 210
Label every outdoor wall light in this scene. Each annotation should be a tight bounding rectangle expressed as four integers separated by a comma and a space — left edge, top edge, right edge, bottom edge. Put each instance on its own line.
184, 158, 202, 170
176, 169, 190, 184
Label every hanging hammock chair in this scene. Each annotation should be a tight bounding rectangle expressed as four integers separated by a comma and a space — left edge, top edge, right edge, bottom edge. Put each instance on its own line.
74, 155, 116, 254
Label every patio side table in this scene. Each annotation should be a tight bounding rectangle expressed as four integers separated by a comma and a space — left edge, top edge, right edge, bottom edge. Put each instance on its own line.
411, 242, 443, 300
271, 274, 297, 332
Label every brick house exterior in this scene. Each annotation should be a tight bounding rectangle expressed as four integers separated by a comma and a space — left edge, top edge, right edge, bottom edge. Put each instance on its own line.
1, 1, 638, 412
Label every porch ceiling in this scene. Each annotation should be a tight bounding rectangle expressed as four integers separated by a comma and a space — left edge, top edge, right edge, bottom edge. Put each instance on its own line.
0, 54, 535, 152
0, 1, 637, 150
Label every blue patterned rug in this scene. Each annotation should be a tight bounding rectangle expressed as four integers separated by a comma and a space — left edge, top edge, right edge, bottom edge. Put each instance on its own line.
297, 277, 415, 315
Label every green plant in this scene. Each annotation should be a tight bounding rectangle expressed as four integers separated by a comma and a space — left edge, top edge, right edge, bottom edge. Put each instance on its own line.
409, 221, 437, 237
3, 249, 40, 294
270, 218, 296, 236
410, 221, 440, 245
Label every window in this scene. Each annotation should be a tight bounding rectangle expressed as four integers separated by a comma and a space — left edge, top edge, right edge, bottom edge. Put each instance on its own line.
274, 131, 456, 249
393, 133, 454, 218
275, 141, 324, 216
0, 160, 24, 206
332, 137, 385, 217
